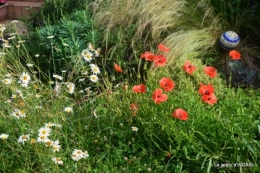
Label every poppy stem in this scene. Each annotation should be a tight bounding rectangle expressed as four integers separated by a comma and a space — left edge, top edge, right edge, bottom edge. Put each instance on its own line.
225, 54, 229, 87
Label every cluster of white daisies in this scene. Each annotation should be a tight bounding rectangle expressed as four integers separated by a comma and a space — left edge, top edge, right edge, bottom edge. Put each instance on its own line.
0, 122, 89, 164
81, 43, 101, 83
1, 72, 31, 88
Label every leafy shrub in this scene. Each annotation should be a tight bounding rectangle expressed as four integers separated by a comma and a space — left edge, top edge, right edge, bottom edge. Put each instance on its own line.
23, 10, 102, 80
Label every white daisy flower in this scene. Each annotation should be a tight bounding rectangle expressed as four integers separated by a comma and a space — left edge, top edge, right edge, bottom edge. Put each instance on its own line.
11, 20, 19, 24
78, 78, 85, 82
26, 63, 33, 67
53, 82, 61, 96
95, 48, 101, 57
19, 110, 26, 118
64, 107, 73, 113
20, 72, 31, 84
2, 78, 12, 85
90, 74, 98, 83
131, 126, 138, 132
52, 140, 61, 152
89, 64, 97, 69
53, 74, 63, 80
45, 139, 54, 147
66, 82, 75, 94
52, 157, 63, 165
87, 43, 94, 51
0, 134, 9, 139
91, 66, 100, 74
38, 127, 51, 136
71, 149, 89, 161
37, 134, 49, 143
18, 134, 30, 145
12, 109, 25, 119
18, 40, 26, 43
81, 49, 93, 62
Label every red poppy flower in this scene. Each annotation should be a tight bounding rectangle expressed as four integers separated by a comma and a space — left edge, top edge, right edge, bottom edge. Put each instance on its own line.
159, 78, 175, 92
204, 66, 217, 78
130, 103, 138, 116
172, 108, 188, 121
229, 50, 241, 60
201, 93, 217, 105
132, 84, 146, 93
198, 83, 214, 95
140, 51, 155, 61
114, 63, 123, 73
158, 43, 170, 52
152, 88, 168, 104
183, 61, 196, 74
154, 55, 167, 66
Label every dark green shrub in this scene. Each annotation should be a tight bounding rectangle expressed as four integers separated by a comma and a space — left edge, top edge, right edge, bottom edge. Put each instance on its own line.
23, 10, 102, 80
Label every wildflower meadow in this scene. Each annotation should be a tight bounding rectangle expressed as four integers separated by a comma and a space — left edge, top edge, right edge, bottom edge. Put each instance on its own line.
1, 0, 260, 172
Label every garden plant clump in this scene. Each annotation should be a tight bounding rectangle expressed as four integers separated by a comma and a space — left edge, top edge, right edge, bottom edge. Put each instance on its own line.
1, 0, 260, 172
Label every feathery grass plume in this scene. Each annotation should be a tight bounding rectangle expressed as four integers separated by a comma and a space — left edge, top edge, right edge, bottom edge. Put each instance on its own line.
90, 0, 185, 53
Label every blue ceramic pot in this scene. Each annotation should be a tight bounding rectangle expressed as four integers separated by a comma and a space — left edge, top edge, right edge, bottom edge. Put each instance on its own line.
219, 31, 240, 49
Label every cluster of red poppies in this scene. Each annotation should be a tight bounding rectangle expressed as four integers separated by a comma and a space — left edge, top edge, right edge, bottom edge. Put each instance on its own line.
182, 60, 218, 105
129, 44, 188, 121
113, 45, 240, 120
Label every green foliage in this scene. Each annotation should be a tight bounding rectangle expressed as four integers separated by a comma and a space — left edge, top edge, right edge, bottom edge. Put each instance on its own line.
40, 0, 90, 24
91, 58, 260, 172
24, 10, 102, 79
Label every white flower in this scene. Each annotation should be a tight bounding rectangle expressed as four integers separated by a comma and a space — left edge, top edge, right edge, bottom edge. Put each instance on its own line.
47, 36, 54, 39
37, 134, 49, 143
26, 63, 33, 67
90, 74, 98, 83
18, 134, 30, 145
78, 78, 85, 82
2, 78, 12, 85
35, 54, 39, 57
71, 149, 89, 161
8, 36, 16, 40
11, 20, 19, 24
52, 140, 61, 152
44, 139, 54, 147
93, 110, 98, 118
54, 82, 61, 96
95, 48, 101, 57
44, 122, 54, 128
38, 127, 51, 136
0, 134, 9, 139
35, 106, 42, 109
66, 82, 75, 94
52, 157, 63, 165
12, 109, 26, 119
131, 126, 138, 132
64, 107, 73, 113
91, 65, 100, 74
89, 64, 97, 69
18, 40, 26, 43
81, 49, 93, 62
19, 72, 31, 86
87, 43, 94, 51
53, 74, 63, 80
